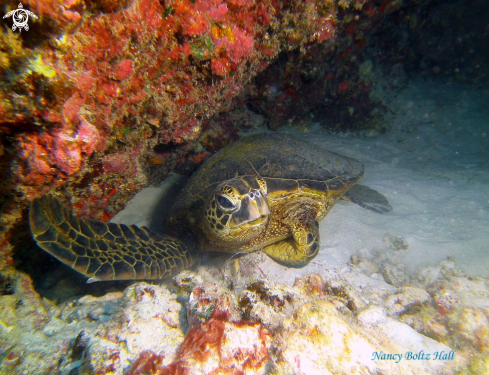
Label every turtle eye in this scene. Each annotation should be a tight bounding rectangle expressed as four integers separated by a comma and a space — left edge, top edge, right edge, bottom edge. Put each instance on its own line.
216, 194, 235, 210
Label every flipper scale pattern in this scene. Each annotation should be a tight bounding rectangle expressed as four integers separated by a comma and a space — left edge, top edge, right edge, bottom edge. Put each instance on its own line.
29, 196, 196, 281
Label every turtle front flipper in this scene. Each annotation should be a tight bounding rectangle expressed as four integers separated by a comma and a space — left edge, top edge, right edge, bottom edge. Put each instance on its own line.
342, 184, 392, 214
29, 195, 196, 281
261, 220, 320, 267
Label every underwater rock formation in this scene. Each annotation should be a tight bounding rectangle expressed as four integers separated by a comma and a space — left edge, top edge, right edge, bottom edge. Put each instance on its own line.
3, 256, 489, 373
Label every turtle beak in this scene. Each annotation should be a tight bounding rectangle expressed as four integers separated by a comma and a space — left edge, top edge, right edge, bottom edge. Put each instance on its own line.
232, 190, 269, 227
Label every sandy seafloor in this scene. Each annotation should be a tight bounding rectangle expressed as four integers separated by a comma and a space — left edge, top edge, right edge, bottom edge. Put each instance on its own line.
112, 79, 489, 284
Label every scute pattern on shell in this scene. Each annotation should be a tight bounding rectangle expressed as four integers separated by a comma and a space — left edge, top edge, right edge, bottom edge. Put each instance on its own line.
170, 133, 364, 216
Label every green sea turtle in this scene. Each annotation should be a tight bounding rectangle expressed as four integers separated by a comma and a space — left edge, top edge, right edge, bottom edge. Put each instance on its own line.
29, 134, 391, 282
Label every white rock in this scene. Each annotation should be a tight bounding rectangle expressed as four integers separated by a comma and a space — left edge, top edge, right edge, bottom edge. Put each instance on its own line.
357, 305, 388, 327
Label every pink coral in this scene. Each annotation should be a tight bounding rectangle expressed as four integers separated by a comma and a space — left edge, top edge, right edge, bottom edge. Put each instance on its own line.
52, 128, 83, 175
103, 148, 141, 177
76, 119, 101, 154
63, 92, 85, 122
228, 26, 254, 62
212, 26, 254, 63
209, 3, 228, 21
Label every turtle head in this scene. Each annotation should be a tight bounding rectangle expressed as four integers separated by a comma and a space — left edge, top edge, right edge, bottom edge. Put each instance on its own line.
202, 176, 270, 247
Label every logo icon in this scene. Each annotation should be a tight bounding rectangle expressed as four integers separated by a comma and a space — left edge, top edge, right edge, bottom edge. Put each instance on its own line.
3, 3, 38, 32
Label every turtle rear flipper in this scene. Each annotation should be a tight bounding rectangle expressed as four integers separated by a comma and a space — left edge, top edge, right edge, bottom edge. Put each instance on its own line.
29, 195, 196, 281
342, 184, 392, 214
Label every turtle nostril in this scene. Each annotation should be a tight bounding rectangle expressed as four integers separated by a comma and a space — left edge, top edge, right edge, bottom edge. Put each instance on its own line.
249, 190, 260, 199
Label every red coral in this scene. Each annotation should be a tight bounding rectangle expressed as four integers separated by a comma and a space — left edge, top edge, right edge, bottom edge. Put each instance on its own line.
128, 318, 271, 374
173, 0, 210, 37
113, 60, 134, 81
315, 17, 335, 43
182, 12, 209, 36
17, 133, 54, 186
211, 57, 232, 76
177, 316, 271, 371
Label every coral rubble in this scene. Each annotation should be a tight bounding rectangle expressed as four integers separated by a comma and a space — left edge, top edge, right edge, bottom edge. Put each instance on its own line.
2, 256, 488, 374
